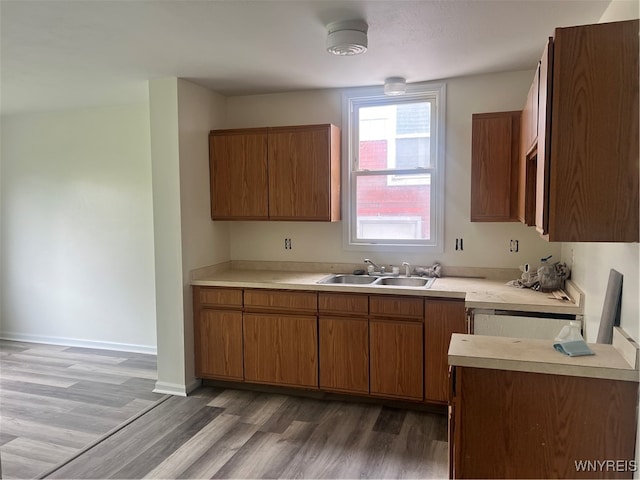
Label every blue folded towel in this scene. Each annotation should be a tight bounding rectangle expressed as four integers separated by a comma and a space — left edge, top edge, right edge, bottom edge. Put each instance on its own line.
553, 340, 595, 357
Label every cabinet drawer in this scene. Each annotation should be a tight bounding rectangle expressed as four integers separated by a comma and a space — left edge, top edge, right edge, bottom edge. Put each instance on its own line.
197, 287, 243, 308
370, 295, 424, 321
318, 293, 368, 315
244, 289, 317, 313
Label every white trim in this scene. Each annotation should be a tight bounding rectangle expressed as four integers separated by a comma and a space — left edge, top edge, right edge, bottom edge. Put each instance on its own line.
0, 332, 157, 355
153, 378, 201, 397
341, 81, 446, 253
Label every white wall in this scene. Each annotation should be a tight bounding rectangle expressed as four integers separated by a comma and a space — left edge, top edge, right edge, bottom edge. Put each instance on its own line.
0, 105, 157, 352
177, 79, 229, 391
563, 243, 638, 342
149, 78, 187, 393
224, 71, 561, 271
149, 78, 228, 395
560, 0, 640, 344
599, 0, 638, 22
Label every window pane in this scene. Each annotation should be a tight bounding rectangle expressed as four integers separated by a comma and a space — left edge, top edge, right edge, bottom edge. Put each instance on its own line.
397, 102, 430, 135
355, 174, 431, 240
359, 139, 387, 170
397, 137, 430, 169
357, 101, 431, 171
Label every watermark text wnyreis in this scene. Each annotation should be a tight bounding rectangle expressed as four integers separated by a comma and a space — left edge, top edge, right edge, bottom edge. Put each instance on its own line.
575, 460, 637, 473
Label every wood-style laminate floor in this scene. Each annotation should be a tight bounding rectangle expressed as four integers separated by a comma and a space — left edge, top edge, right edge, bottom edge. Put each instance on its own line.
49, 386, 448, 479
0, 340, 163, 479
1, 340, 448, 479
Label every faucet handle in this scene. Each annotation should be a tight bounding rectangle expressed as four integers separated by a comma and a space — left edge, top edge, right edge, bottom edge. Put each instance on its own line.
401, 261, 412, 276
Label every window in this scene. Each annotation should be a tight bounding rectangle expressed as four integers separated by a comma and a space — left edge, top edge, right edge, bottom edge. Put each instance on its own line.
342, 82, 446, 252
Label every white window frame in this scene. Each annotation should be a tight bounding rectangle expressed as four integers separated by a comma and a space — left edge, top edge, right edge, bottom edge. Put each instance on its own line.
341, 81, 446, 253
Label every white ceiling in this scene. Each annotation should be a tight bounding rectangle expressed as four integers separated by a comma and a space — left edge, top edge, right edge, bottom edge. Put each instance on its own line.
1, 0, 612, 116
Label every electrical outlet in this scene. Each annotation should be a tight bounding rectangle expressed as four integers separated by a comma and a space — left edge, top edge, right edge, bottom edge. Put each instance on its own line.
284, 238, 292, 250
455, 238, 464, 251
509, 239, 519, 253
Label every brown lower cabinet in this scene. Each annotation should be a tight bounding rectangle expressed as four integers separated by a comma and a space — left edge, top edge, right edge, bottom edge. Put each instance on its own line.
194, 287, 465, 405
243, 313, 318, 388
424, 299, 467, 403
318, 292, 369, 394
449, 366, 639, 479
195, 309, 244, 380
193, 286, 244, 381
370, 295, 424, 401
319, 317, 369, 394
370, 319, 423, 400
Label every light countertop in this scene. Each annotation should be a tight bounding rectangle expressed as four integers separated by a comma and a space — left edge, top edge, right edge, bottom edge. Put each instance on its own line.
191, 267, 582, 315
448, 333, 639, 382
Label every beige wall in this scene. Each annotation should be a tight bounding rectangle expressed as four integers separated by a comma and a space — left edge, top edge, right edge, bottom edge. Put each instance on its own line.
177, 79, 229, 391
598, 0, 638, 22
224, 71, 562, 270
0, 105, 157, 351
149, 78, 187, 394
149, 78, 228, 394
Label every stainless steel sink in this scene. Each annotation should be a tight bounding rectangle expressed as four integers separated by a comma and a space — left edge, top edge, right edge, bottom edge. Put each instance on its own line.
316, 274, 378, 285
373, 276, 436, 288
317, 274, 435, 288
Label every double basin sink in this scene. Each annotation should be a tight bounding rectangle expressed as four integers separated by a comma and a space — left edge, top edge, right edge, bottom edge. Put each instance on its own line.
317, 273, 436, 289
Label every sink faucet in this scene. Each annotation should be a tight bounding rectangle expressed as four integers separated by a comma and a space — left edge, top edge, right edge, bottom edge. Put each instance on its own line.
402, 262, 412, 277
364, 258, 381, 274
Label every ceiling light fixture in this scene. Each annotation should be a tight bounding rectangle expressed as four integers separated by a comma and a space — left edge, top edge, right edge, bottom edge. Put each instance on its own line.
326, 20, 368, 56
384, 77, 407, 95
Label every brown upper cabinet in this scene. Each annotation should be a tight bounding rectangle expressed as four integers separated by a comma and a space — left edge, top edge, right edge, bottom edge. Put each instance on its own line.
209, 128, 269, 220
518, 64, 539, 226
535, 20, 639, 242
209, 124, 341, 222
470, 111, 521, 222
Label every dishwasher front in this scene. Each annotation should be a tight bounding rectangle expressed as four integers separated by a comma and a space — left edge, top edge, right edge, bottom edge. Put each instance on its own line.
470, 309, 582, 340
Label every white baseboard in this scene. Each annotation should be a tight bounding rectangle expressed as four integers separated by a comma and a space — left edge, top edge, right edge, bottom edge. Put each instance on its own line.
0, 332, 157, 355
153, 378, 201, 397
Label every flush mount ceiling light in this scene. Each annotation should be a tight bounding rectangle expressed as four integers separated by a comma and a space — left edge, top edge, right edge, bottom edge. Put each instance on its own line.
384, 76, 407, 95
326, 20, 368, 56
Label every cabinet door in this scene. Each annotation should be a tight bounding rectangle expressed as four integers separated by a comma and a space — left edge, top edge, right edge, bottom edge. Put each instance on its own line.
319, 316, 369, 394
518, 65, 539, 227
535, 38, 553, 237
243, 313, 318, 388
547, 20, 639, 242
520, 64, 539, 154
209, 129, 269, 219
370, 319, 423, 400
424, 300, 466, 403
195, 309, 244, 380
453, 367, 638, 479
267, 124, 340, 221
470, 111, 521, 222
